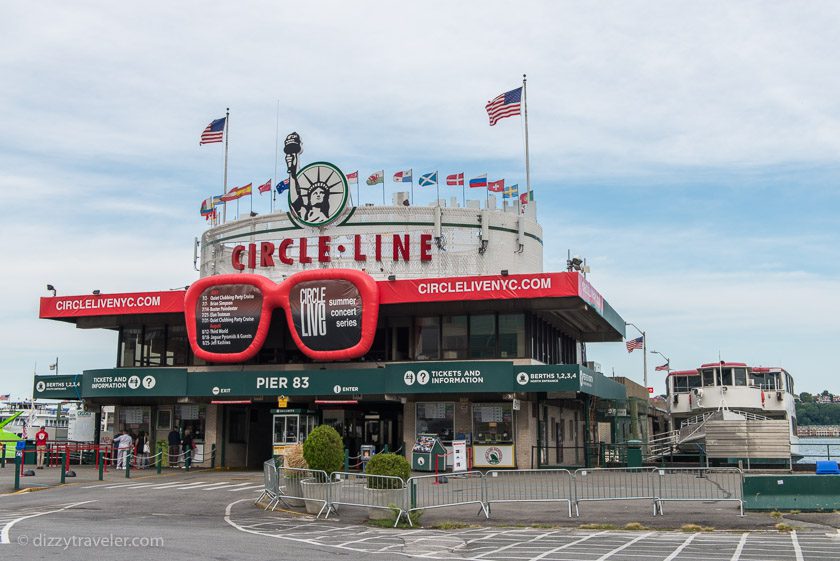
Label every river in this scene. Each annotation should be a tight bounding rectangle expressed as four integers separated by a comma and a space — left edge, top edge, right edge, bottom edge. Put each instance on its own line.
792, 437, 840, 463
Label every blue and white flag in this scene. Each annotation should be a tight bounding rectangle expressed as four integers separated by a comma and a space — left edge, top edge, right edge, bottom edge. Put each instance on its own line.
393, 169, 412, 183
276, 178, 290, 194
418, 172, 437, 187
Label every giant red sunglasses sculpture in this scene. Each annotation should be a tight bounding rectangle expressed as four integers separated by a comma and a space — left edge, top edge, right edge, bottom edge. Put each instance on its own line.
185, 269, 379, 363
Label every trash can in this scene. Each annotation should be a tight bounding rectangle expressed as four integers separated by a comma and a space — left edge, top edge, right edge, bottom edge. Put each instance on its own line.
411, 434, 446, 472
626, 439, 642, 468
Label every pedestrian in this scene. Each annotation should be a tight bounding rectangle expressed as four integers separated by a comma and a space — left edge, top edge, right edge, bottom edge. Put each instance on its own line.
136, 431, 150, 469
114, 430, 132, 469
35, 426, 49, 469
168, 427, 181, 467
181, 428, 195, 468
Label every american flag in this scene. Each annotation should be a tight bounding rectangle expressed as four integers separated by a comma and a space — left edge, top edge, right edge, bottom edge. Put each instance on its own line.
446, 172, 464, 186
485, 87, 522, 126
0, 394, 9, 401
200, 117, 226, 145
655, 363, 670, 371
626, 336, 644, 353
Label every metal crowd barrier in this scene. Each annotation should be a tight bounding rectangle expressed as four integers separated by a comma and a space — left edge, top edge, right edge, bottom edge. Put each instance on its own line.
654, 467, 744, 516
407, 471, 488, 519
328, 471, 409, 527
484, 469, 574, 518
573, 467, 659, 516
255, 464, 744, 521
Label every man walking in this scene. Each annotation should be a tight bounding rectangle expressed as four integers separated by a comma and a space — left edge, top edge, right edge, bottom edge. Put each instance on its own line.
114, 430, 132, 469
167, 427, 181, 467
35, 426, 49, 469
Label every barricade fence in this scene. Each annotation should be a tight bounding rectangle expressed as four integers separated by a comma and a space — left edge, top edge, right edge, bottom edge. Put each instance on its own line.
256, 464, 743, 520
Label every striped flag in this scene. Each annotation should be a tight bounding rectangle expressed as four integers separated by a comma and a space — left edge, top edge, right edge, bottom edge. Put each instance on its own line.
488, 179, 505, 193
503, 183, 519, 199
469, 174, 487, 189
446, 173, 464, 186
367, 171, 384, 185
257, 179, 272, 194
200, 117, 226, 145
221, 183, 252, 202
393, 169, 412, 183
626, 337, 644, 353
345, 171, 359, 184
0, 394, 9, 401
418, 172, 437, 187
655, 363, 670, 372
200, 195, 223, 216
485, 87, 522, 126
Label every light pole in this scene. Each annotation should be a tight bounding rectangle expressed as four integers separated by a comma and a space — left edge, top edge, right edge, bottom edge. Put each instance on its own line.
650, 350, 670, 372
626, 322, 647, 391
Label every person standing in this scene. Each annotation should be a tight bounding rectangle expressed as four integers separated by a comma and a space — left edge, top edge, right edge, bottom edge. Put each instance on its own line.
135, 431, 149, 469
181, 428, 195, 469
114, 430, 132, 469
167, 427, 181, 468
35, 426, 49, 469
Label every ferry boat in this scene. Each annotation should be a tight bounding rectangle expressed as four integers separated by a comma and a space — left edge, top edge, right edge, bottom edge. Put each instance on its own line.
651, 362, 798, 467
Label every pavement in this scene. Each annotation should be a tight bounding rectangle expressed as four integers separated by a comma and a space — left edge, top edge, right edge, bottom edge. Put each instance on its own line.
1, 467, 838, 560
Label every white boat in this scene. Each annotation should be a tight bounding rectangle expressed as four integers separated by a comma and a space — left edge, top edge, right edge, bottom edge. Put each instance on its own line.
649, 362, 798, 467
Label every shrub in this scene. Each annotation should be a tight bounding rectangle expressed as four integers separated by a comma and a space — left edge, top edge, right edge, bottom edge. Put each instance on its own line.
303, 425, 344, 478
365, 453, 410, 489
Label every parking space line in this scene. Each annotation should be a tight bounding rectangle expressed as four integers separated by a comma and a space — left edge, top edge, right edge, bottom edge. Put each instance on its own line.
595, 532, 654, 561
663, 533, 697, 561
791, 531, 804, 561
473, 530, 560, 559
528, 531, 609, 561
729, 532, 749, 561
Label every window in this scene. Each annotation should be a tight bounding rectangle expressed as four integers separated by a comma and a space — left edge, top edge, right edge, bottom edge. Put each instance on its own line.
120, 327, 142, 367
414, 317, 440, 360
441, 316, 467, 359
156, 409, 172, 431
166, 325, 190, 366
702, 369, 716, 387
687, 375, 701, 390
141, 326, 166, 366
472, 403, 513, 444
720, 368, 733, 386
415, 402, 454, 441
499, 314, 525, 358
469, 314, 496, 358
734, 368, 747, 386
673, 376, 690, 393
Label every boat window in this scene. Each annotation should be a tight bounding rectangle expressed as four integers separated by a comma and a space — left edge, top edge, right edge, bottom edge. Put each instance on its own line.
687, 375, 701, 389
720, 368, 733, 386
702, 369, 716, 387
673, 376, 689, 393
786, 373, 794, 395
734, 368, 747, 386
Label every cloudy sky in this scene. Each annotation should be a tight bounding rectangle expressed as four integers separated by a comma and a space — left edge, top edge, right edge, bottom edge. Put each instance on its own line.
2, 1, 839, 398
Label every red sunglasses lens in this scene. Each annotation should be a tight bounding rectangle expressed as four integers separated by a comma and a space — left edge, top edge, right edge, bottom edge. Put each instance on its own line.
195, 284, 264, 354
288, 279, 362, 351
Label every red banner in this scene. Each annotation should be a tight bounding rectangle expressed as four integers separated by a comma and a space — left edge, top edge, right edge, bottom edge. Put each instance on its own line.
377, 272, 580, 304
39, 291, 186, 319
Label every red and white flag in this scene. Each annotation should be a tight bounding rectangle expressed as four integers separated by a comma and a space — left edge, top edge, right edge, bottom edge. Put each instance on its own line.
488, 179, 505, 193
655, 363, 670, 372
257, 179, 272, 194
626, 337, 644, 353
345, 171, 358, 184
446, 172, 464, 186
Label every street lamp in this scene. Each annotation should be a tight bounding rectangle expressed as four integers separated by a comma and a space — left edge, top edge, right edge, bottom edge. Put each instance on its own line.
650, 350, 670, 372
625, 321, 647, 390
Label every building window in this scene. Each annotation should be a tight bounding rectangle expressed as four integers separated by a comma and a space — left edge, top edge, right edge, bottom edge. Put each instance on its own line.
441, 316, 468, 359
166, 325, 190, 366
498, 314, 525, 358
414, 317, 440, 360
141, 326, 166, 366
469, 314, 496, 359
472, 403, 514, 444
119, 327, 142, 367
415, 402, 454, 441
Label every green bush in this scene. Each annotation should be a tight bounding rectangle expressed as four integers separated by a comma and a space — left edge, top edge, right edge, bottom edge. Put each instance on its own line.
303, 425, 343, 479
365, 453, 410, 489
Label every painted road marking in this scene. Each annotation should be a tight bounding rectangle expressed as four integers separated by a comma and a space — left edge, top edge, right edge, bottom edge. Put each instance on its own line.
528, 531, 609, 561
0, 501, 96, 545
730, 532, 748, 561
791, 531, 804, 561
663, 533, 697, 561
227, 484, 264, 492
201, 482, 252, 491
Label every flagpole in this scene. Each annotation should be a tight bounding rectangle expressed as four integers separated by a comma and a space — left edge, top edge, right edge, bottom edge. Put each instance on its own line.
462, 177, 465, 207
435, 170, 439, 206
410, 168, 414, 205
522, 75, 531, 200
223, 108, 230, 224
357, 172, 360, 207
272, 100, 279, 214
381, 170, 385, 205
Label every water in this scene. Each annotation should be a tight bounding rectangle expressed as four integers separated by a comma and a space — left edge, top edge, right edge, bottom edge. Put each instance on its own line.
792, 437, 840, 464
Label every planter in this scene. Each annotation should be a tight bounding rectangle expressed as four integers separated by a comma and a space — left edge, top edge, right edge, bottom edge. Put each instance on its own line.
280, 474, 306, 507
365, 486, 405, 520
300, 478, 336, 515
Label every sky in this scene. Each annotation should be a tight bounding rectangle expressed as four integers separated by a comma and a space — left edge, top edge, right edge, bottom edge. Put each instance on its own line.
2, 1, 839, 398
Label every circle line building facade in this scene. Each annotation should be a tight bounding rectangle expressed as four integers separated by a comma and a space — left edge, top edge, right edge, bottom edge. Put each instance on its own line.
36, 186, 629, 470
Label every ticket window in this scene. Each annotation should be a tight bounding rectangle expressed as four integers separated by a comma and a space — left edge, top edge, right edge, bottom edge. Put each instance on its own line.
415, 402, 455, 442
272, 413, 318, 447
472, 403, 514, 444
